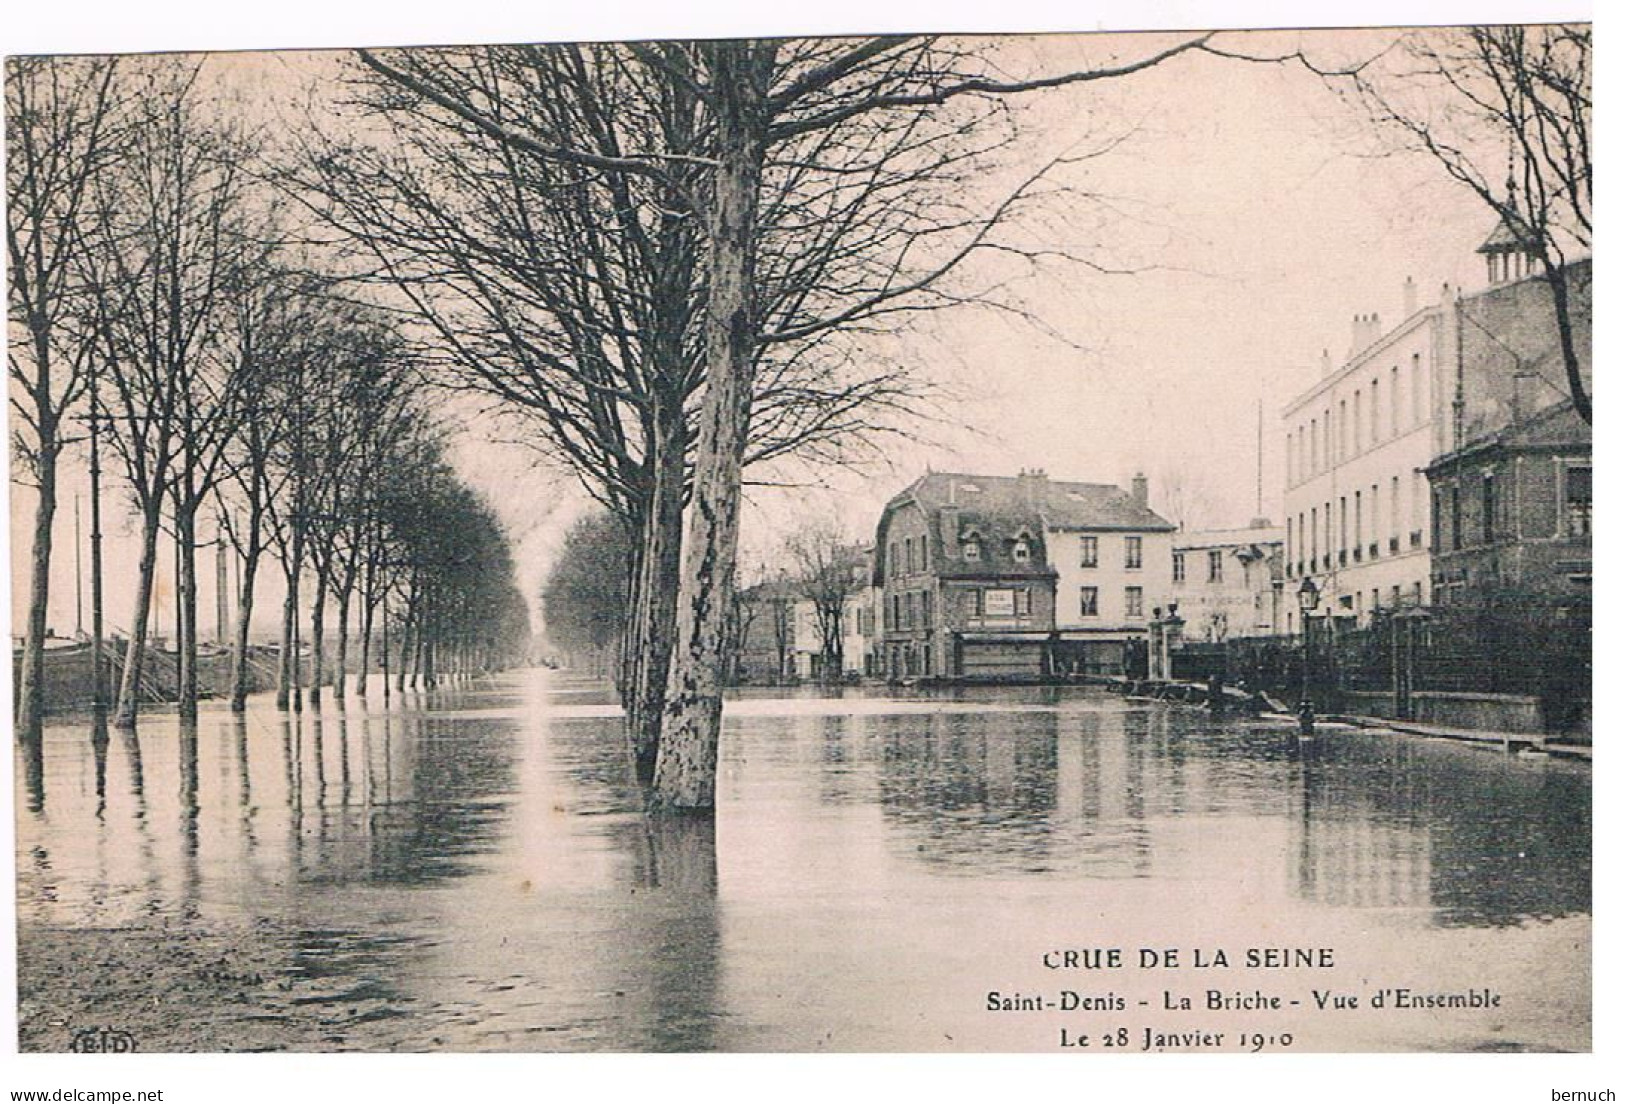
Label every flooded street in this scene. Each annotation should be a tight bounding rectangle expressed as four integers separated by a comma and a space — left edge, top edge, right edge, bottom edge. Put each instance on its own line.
14, 669, 1589, 1052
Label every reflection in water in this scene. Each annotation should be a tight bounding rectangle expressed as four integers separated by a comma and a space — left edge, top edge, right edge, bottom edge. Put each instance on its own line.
14, 675, 1591, 1052
22, 734, 45, 815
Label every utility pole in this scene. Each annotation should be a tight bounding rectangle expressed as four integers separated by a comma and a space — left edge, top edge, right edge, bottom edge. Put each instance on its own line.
89, 364, 106, 726
74, 494, 84, 639
1256, 396, 1264, 521
215, 517, 228, 646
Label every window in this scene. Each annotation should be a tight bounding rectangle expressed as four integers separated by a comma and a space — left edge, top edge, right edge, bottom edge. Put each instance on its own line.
1390, 366, 1401, 433
962, 538, 981, 561
1565, 463, 1592, 536
1014, 588, 1031, 617
1012, 539, 1031, 563
1354, 390, 1363, 452
1125, 586, 1144, 619
1412, 471, 1425, 545
922, 590, 934, 629
1125, 535, 1142, 570
889, 542, 898, 578
1391, 475, 1400, 544
903, 537, 913, 573
1370, 378, 1380, 442
1482, 473, 1496, 544
1208, 549, 1223, 583
1173, 551, 1186, 583
1079, 535, 1098, 568
1411, 353, 1424, 424
1079, 586, 1099, 617
1450, 484, 1462, 551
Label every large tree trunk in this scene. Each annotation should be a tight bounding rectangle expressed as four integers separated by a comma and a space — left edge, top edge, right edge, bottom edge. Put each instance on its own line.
654, 41, 773, 811
627, 400, 687, 783
114, 500, 163, 729
16, 445, 58, 743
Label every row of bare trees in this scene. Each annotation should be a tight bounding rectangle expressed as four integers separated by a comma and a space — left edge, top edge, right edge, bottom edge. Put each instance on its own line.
8, 55, 529, 741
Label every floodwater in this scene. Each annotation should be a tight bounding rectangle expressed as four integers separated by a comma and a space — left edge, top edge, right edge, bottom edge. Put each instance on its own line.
14, 669, 1590, 1052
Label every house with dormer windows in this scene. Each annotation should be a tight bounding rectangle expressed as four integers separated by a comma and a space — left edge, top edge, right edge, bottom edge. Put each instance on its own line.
872, 469, 1174, 679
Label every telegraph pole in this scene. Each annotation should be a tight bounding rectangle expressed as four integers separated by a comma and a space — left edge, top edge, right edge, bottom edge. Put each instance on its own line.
89, 362, 107, 726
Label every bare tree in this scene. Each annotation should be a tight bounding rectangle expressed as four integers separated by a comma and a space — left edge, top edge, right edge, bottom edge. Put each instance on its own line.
6, 56, 124, 740
784, 518, 866, 681
656, 36, 1215, 809
1263, 26, 1592, 421
350, 34, 1211, 807
77, 59, 259, 728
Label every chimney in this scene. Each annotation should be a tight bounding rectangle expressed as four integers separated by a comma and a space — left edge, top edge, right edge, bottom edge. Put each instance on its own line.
1018, 467, 1048, 507
1130, 471, 1148, 506
1402, 276, 1417, 318
940, 500, 961, 558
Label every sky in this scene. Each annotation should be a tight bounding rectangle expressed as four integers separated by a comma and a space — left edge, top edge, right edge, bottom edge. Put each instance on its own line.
3, 15, 1568, 643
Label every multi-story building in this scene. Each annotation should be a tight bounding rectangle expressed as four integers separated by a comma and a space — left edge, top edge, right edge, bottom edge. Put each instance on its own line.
1282, 227, 1591, 635
1425, 248, 1591, 611
1282, 278, 1449, 634
872, 470, 1174, 679
1171, 522, 1285, 642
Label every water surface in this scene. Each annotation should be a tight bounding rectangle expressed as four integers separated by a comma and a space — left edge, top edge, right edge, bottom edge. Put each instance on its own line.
14, 669, 1590, 1051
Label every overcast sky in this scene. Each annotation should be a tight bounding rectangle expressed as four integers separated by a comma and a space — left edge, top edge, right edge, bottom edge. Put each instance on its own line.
4, 19, 1556, 640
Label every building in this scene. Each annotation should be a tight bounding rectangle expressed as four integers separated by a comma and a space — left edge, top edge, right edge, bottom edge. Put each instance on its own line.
1425, 245, 1592, 612
1425, 399, 1590, 608
1171, 521, 1285, 642
1282, 279, 1448, 635
872, 470, 1174, 679
1281, 224, 1591, 638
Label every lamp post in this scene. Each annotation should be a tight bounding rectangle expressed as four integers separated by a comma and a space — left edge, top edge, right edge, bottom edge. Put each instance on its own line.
1297, 577, 1320, 737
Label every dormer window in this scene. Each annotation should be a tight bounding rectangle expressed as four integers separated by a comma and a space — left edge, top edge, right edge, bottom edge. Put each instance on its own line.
1012, 539, 1031, 563
962, 538, 981, 561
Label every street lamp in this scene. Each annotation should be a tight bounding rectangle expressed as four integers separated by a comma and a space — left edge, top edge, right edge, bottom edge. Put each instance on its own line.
1297, 576, 1320, 737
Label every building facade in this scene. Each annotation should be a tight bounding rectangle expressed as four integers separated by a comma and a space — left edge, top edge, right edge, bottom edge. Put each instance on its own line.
873, 470, 1173, 679
1426, 400, 1591, 609
1281, 227, 1591, 636
1426, 249, 1592, 612
1282, 282, 1448, 635
1171, 522, 1285, 642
